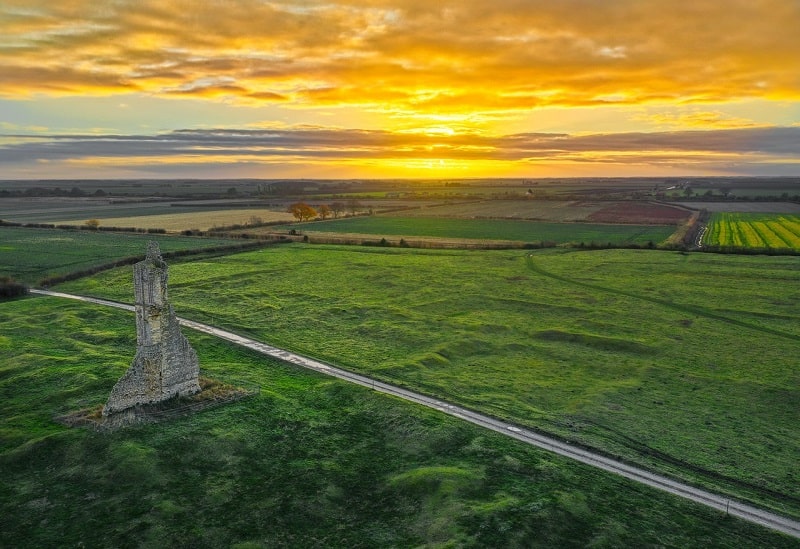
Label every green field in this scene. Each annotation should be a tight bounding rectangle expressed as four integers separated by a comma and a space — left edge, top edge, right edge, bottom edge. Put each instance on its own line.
0, 199, 224, 224
0, 227, 238, 284
704, 213, 800, 250
381, 200, 607, 221
276, 216, 676, 245
2, 297, 796, 547
59, 245, 800, 517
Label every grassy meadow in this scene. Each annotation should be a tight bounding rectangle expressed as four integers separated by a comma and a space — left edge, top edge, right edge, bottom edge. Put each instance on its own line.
704, 213, 800, 250
0, 227, 238, 284
1, 296, 796, 547
58, 245, 800, 518
274, 216, 676, 245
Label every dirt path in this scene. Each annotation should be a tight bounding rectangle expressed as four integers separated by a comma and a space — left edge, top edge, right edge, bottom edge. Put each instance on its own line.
29, 289, 800, 539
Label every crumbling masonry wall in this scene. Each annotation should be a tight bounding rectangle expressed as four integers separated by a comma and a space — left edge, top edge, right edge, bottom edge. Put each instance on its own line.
103, 242, 200, 416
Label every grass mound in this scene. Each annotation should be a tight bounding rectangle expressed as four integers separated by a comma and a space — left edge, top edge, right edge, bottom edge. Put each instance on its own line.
0, 276, 28, 300
533, 329, 653, 354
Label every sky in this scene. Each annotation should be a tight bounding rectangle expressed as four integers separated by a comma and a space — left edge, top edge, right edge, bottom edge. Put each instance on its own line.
1, 0, 799, 180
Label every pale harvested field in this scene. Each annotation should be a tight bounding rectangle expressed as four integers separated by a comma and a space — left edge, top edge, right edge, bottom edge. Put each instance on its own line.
55, 209, 294, 231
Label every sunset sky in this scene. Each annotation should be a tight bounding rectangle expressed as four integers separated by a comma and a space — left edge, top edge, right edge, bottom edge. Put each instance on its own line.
1, 0, 799, 179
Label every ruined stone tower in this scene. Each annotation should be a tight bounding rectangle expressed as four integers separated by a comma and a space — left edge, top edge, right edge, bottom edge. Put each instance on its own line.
103, 241, 200, 416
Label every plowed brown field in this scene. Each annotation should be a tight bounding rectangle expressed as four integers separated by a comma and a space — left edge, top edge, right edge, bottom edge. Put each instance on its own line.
587, 202, 691, 224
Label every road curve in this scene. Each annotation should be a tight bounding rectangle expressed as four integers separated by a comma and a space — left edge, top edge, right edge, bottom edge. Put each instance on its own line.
30, 289, 800, 539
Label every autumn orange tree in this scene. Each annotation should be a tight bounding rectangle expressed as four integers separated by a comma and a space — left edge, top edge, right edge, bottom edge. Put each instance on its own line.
287, 202, 317, 221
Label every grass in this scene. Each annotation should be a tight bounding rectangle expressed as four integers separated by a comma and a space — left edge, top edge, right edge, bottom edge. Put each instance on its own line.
275, 216, 676, 245
58, 244, 800, 518
1, 296, 796, 547
0, 226, 239, 284
704, 213, 800, 250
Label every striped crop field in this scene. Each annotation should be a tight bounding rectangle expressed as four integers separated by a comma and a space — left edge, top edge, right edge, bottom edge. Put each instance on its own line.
704, 213, 800, 250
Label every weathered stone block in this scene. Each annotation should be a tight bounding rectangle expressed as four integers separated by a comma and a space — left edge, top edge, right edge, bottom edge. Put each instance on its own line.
103, 242, 200, 416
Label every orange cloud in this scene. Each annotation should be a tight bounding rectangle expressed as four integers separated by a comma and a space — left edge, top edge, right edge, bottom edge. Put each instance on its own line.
632, 111, 764, 130
1, 0, 798, 116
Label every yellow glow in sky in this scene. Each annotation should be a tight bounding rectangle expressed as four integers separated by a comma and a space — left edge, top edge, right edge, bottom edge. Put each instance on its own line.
1, 0, 799, 178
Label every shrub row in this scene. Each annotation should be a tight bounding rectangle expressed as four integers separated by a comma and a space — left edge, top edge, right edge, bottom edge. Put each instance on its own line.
181, 228, 294, 240
205, 220, 287, 232
572, 240, 663, 250
0, 277, 29, 299
357, 237, 562, 250
0, 220, 166, 234
699, 245, 800, 256
317, 234, 663, 251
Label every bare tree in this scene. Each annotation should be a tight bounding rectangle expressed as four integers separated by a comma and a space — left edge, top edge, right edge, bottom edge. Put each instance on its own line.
330, 202, 345, 218
347, 199, 363, 215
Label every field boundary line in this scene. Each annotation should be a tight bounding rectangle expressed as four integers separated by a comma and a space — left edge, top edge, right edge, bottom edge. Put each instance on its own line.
29, 289, 800, 539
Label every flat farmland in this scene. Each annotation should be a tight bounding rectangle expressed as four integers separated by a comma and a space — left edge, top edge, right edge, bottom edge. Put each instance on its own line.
0, 197, 295, 229
59, 245, 800, 516
1, 298, 792, 546
0, 227, 237, 283
382, 200, 605, 221
585, 202, 691, 224
84, 208, 294, 231
703, 213, 800, 250
0, 197, 228, 224
0, 179, 268, 197
382, 199, 691, 224
274, 216, 676, 245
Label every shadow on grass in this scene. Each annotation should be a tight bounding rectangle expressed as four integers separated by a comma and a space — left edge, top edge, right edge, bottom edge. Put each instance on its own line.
55, 376, 259, 432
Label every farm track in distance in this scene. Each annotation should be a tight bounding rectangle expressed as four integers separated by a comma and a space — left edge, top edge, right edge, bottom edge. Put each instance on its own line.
29, 289, 800, 539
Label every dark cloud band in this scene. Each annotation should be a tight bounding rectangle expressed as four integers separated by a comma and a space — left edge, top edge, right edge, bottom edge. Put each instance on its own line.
2, 126, 798, 164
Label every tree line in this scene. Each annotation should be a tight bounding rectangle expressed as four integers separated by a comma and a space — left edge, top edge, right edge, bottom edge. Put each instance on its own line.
287, 200, 366, 222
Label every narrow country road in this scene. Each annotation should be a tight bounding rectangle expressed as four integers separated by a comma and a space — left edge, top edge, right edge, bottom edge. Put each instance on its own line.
694, 221, 708, 248
30, 289, 800, 539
